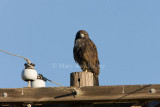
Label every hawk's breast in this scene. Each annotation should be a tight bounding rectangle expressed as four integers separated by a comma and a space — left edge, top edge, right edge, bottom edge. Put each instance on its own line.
75, 39, 84, 47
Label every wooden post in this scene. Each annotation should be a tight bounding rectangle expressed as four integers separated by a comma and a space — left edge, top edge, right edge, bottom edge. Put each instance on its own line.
70, 72, 93, 87
70, 71, 94, 107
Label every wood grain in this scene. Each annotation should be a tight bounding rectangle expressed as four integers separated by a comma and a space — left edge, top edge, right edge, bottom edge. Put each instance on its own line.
70, 72, 93, 86
0, 84, 159, 105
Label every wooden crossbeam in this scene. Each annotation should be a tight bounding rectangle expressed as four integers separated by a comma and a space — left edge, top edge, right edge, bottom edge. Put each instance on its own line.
0, 84, 160, 105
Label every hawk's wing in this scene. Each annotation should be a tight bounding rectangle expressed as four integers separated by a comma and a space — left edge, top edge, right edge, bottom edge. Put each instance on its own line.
73, 38, 99, 76
83, 39, 100, 76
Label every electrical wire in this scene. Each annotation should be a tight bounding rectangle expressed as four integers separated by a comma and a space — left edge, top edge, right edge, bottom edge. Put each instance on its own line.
0, 49, 31, 64
38, 74, 64, 87
48, 79, 64, 87
0, 49, 65, 87
37, 74, 78, 96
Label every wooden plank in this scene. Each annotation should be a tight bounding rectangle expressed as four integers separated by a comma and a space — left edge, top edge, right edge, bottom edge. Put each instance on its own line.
0, 84, 159, 105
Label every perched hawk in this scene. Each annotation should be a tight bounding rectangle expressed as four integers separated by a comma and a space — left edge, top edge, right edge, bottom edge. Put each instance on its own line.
73, 30, 100, 86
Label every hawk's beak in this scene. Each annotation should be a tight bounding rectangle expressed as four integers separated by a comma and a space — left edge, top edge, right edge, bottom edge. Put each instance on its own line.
80, 34, 85, 38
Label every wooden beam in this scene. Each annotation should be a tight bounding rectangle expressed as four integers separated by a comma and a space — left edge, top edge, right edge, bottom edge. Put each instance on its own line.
0, 84, 159, 105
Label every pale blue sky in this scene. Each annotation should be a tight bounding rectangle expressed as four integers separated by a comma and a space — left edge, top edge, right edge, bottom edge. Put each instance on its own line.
0, 0, 160, 88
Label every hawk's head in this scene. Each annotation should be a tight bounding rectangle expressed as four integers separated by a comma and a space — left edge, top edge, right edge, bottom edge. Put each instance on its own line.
76, 30, 89, 40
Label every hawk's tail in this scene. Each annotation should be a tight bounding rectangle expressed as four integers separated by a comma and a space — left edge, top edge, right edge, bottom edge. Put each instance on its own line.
93, 75, 99, 86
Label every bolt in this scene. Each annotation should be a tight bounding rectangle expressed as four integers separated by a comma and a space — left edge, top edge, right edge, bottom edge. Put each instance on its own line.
150, 88, 156, 93
72, 88, 82, 97
2, 93, 7, 97
27, 104, 32, 107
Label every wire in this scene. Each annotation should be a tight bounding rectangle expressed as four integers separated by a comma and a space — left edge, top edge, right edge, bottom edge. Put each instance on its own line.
38, 74, 64, 87
47, 79, 64, 87
0, 49, 66, 88
37, 74, 78, 96
0, 49, 31, 64
47, 79, 78, 96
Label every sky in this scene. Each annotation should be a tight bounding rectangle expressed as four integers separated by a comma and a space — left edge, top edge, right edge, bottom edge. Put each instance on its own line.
0, 0, 160, 88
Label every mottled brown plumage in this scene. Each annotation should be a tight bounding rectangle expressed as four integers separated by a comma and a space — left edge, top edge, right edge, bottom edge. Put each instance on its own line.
73, 30, 100, 86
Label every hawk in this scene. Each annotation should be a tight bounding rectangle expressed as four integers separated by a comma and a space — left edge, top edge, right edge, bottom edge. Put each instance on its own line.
73, 30, 100, 86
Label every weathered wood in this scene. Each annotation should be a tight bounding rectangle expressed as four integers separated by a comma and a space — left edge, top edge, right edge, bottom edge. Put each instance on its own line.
70, 72, 93, 86
0, 84, 160, 105
70, 72, 94, 107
